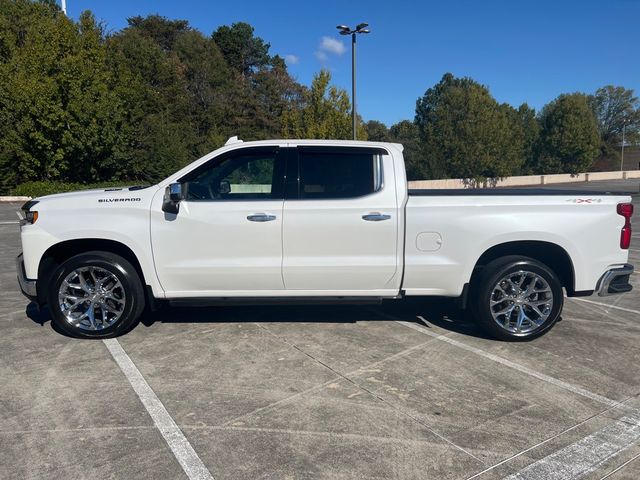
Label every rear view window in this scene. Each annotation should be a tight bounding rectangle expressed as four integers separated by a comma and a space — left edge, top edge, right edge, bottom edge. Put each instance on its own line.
299, 151, 378, 199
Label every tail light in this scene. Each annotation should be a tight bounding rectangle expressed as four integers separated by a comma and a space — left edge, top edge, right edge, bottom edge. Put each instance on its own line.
617, 203, 633, 249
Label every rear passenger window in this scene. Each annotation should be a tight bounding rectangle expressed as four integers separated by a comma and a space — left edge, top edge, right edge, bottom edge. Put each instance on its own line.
299, 150, 380, 199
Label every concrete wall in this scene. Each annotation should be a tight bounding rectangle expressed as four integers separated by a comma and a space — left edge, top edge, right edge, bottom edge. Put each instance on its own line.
408, 170, 640, 189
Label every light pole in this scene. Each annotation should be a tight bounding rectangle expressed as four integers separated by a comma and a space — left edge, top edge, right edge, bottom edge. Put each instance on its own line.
620, 118, 626, 172
61, 0, 67, 15
337, 23, 370, 140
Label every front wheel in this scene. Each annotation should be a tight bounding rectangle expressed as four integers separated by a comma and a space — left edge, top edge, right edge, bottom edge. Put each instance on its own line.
47, 251, 145, 338
472, 256, 564, 341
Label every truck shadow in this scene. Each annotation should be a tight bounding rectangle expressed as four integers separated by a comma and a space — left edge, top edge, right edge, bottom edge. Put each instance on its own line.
140, 297, 494, 340
25, 298, 494, 340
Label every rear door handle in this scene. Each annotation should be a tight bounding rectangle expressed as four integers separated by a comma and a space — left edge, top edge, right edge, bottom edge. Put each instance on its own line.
362, 212, 391, 222
247, 213, 277, 222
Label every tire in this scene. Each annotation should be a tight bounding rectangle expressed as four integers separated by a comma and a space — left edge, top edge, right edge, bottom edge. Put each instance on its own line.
47, 251, 145, 338
471, 256, 563, 341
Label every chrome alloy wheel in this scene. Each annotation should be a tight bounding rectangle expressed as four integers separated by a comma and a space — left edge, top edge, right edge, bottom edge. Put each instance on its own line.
58, 266, 126, 331
489, 270, 553, 335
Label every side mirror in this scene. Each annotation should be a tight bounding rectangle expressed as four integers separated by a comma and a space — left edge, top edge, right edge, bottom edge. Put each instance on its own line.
219, 180, 231, 195
162, 183, 183, 214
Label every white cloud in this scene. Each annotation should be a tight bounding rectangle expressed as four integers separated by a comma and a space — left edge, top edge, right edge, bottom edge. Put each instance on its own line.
284, 54, 299, 65
318, 36, 346, 56
315, 50, 328, 62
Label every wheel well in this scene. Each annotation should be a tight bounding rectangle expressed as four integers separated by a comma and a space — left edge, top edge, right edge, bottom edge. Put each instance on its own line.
37, 239, 146, 305
471, 241, 576, 294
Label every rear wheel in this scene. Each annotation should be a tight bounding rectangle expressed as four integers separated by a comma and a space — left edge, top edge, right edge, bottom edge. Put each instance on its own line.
472, 256, 563, 341
47, 251, 145, 338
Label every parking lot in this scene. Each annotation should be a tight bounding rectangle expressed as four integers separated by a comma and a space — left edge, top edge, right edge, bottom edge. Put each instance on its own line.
1, 181, 639, 480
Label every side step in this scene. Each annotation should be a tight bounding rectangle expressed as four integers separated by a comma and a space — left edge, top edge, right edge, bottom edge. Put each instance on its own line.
168, 296, 388, 308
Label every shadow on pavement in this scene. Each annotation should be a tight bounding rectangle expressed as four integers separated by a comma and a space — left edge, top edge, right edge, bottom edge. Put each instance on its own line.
22, 296, 495, 340
140, 297, 495, 340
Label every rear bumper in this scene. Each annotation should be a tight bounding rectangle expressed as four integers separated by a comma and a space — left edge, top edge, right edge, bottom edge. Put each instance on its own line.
596, 264, 634, 296
16, 253, 37, 301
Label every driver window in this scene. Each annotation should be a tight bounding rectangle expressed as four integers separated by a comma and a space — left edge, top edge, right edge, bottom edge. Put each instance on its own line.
184, 150, 282, 201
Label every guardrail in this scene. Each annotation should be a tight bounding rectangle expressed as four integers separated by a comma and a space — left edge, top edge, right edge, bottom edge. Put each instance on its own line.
408, 170, 640, 189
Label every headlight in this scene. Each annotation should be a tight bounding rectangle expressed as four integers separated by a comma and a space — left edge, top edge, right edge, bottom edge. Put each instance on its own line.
21, 200, 39, 225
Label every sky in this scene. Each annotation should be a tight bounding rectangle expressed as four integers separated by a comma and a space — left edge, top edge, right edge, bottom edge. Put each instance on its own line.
64, 0, 640, 126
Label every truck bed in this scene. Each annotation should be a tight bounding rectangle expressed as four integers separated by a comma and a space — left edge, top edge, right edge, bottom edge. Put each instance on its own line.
408, 188, 635, 196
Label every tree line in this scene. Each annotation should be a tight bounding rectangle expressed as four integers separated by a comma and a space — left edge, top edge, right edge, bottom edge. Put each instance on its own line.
1, 0, 639, 194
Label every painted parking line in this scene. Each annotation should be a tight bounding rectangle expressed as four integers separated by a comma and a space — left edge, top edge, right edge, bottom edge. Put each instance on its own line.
598, 451, 640, 479
103, 338, 214, 480
570, 297, 640, 316
464, 396, 637, 480
503, 410, 640, 480
396, 320, 622, 409
0, 221, 18, 225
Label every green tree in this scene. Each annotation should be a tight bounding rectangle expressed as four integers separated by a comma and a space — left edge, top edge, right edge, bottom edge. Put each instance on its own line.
282, 70, 366, 140
212, 22, 271, 76
589, 85, 640, 162
388, 121, 423, 180
517, 103, 540, 174
0, 2, 130, 187
537, 93, 600, 174
106, 18, 196, 180
364, 120, 389, 141
415, 73, 524, 182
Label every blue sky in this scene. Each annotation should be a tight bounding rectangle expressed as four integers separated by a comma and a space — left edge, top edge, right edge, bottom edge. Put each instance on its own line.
64, 0, 640, 126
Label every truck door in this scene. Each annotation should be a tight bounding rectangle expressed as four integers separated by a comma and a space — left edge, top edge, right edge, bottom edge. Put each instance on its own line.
282, 146, 401, 294
150, 146, 286, 297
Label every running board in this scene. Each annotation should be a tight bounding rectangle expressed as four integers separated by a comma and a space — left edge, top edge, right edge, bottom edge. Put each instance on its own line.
168, 296, 388, 307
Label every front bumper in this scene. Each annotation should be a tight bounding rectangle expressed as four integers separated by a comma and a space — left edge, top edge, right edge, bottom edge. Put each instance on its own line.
16, 253, 37, 301
596, 264, 634, 297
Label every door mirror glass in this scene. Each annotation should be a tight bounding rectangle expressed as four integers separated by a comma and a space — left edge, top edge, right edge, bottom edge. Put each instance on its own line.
169, 182, 183, 202
162, 183, 183, 214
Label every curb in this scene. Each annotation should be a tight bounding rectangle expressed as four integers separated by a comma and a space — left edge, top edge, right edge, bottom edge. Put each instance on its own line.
0, 196, 31, 202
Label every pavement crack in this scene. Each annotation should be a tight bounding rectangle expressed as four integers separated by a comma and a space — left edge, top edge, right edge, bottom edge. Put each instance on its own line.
254, 323, 486, 465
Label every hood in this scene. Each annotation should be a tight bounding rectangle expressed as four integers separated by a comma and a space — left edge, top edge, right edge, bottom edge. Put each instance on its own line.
35, 185, 153, 202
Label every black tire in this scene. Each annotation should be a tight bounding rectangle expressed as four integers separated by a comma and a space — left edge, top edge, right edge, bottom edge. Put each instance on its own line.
47, 251, 145, 338
471, 256, 563, 341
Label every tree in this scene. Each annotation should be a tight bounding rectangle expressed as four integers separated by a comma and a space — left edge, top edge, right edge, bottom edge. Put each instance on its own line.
415, 73, 525, 182
282, 70, 366, 140
364, 120, 389, 141
0, 2, 131, 186
516, 103, 540, 174
537, 93, 600, 174
589, 86, 640, 161
212, 22, 271, 76
388, 121, 423, 180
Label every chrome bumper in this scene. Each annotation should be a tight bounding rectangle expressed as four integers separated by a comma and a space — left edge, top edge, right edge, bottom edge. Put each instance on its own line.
596, 264, 634, 297
16, 253, 37, 300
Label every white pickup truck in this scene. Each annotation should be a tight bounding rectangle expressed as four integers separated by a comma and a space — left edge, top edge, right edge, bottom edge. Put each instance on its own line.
16, 138, 634, 340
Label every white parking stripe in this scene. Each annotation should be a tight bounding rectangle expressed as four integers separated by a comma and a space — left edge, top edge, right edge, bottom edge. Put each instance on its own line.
396, 321, 622, 408
0, 221, 18, 225
464, 397, 636, 480
103, 338, 214, 480
503, 410, 640, 480
570, 297, 640, 316
598, 451, 640, 479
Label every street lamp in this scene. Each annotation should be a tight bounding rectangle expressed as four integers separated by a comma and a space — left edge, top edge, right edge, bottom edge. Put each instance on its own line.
620, 118, 626, 172
337, 23, 370, 140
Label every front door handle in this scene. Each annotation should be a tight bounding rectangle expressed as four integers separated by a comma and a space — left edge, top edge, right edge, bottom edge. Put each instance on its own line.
247, 213, 277, 222
362, 212, 391, 222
